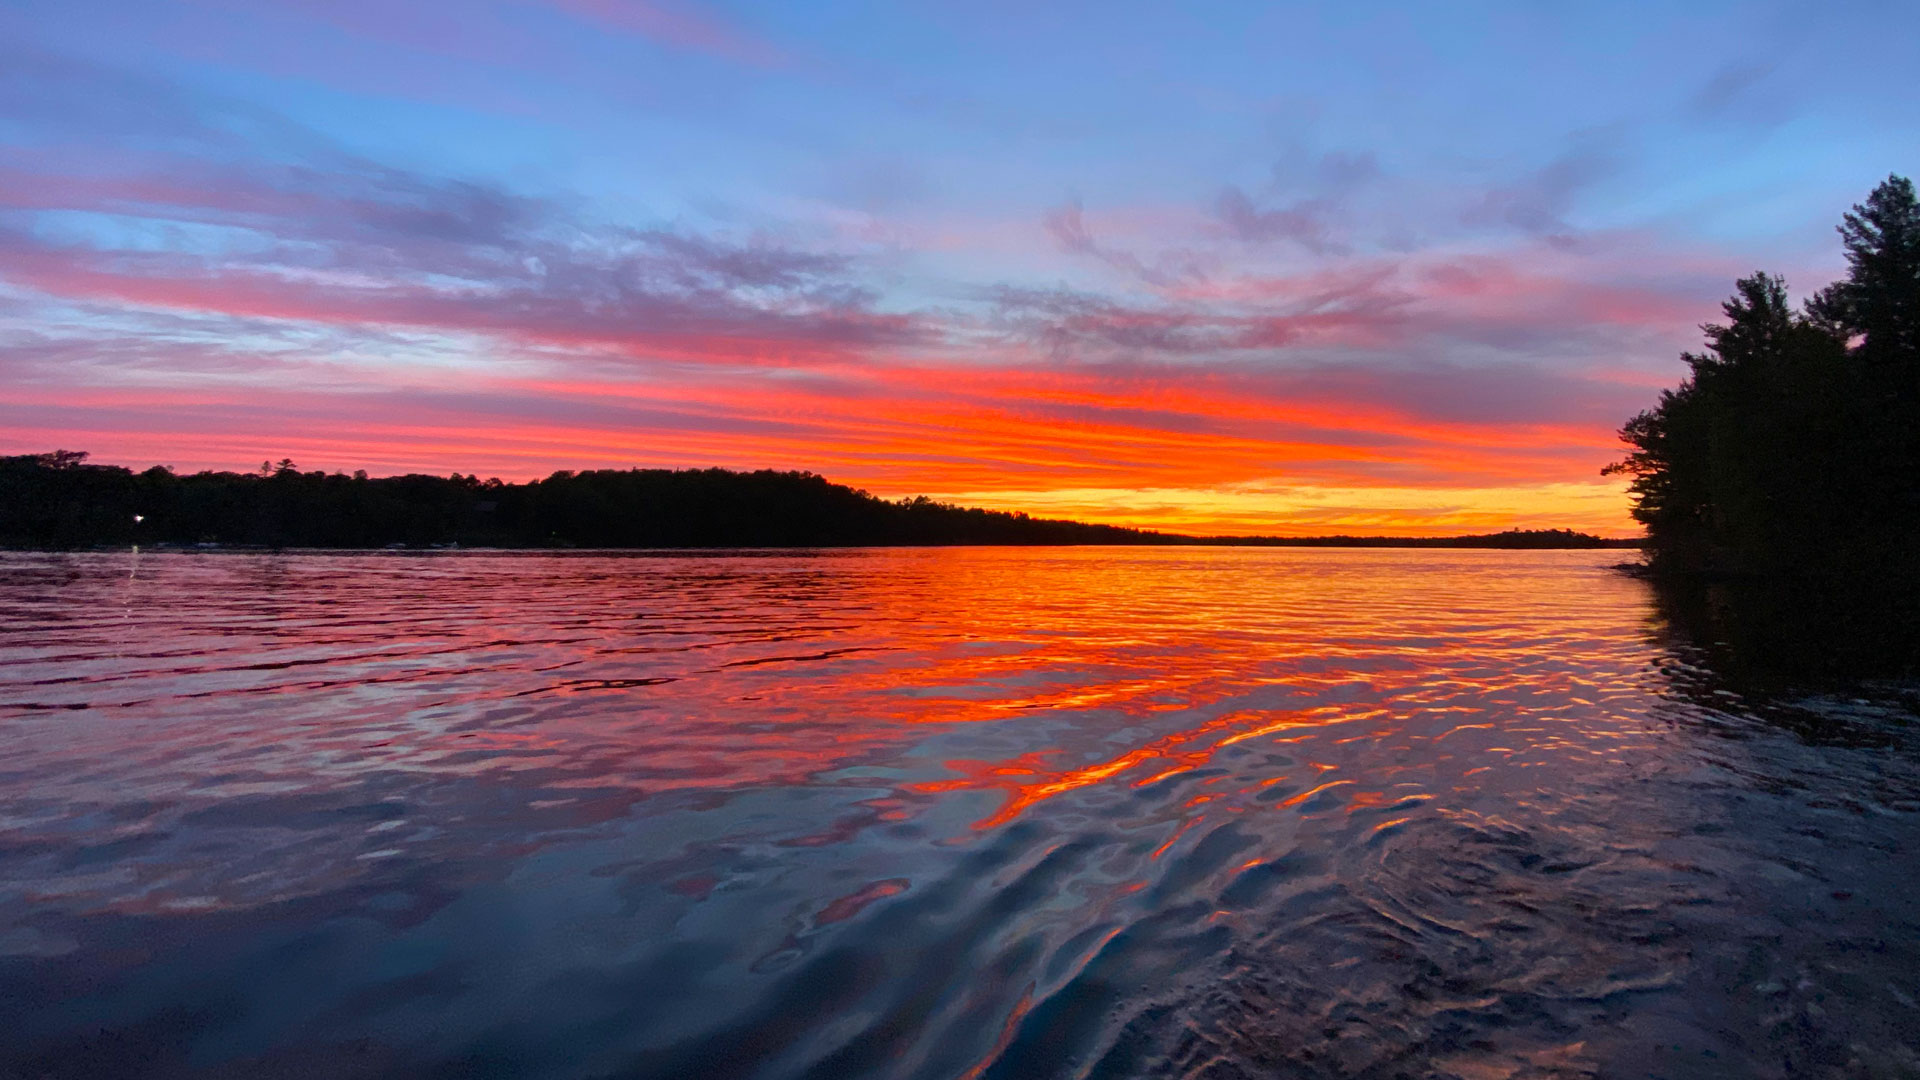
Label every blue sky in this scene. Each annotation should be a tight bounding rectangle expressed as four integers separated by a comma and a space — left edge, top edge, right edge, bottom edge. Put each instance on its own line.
2, 0, 1914, 533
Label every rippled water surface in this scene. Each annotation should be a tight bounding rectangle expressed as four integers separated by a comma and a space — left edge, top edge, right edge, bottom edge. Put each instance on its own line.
3, 548, 1919, 1079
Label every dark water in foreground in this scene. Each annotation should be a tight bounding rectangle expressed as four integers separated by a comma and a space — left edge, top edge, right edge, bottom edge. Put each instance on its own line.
2, 548, 1918, 1080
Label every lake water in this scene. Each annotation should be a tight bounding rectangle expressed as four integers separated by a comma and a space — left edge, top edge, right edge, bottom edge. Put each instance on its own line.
2, 548, 1918, 1079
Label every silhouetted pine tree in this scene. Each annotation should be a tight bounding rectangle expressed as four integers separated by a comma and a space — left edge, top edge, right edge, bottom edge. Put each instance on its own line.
1812, 176, 1920, 522
1610, 176, 1920, 674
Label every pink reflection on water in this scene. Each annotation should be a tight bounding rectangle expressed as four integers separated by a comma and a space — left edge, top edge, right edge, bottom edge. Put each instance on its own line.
0, 547, 1659, 917
5, 548, 1918, 1078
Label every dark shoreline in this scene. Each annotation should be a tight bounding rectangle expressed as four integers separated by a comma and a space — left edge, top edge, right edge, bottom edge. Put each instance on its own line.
1611, 559, 1919, 681
6, 538, 1644, 554
3, 452, 1639, 552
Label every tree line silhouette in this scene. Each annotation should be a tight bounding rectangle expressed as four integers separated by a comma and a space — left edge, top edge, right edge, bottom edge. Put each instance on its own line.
1607, 175, 1920, 675
0, 452, 1629, 550
0, 458, 1161, 548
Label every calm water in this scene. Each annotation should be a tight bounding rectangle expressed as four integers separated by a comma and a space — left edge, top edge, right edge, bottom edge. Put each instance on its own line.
2, 548, 1918, 1079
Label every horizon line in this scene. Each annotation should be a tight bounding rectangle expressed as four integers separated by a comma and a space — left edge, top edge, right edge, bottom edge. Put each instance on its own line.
9, 449, 1647, 544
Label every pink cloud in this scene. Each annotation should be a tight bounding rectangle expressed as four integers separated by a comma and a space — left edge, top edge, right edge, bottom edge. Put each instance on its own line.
543, 0, 792, 68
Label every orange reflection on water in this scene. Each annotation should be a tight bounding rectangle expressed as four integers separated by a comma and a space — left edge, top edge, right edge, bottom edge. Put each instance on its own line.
10, 547, 1919, 1080
919, 707, 1319, 829
30, 545, 1873, 1076
0, 546, 1656, 916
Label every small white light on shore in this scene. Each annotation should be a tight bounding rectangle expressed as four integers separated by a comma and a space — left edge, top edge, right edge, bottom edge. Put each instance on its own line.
133, 514, 145, 523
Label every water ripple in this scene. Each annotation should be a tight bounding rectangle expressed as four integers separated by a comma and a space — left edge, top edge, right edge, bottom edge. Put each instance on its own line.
1, 548, 1917, 1079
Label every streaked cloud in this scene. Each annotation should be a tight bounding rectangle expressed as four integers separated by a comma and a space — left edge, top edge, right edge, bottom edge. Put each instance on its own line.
4, 0, 1913, 535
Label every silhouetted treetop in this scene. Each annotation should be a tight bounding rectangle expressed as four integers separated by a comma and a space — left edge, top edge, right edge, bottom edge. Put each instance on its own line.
0, 455, 1628, 551
1610, 174, 1919, 674
1809, 175, 1920, 363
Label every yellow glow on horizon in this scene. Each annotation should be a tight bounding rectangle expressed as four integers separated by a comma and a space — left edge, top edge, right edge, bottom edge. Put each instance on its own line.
915, 479, 1638, 538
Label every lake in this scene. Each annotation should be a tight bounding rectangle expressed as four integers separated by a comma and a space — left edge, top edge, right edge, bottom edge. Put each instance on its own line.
2, 548, 1917, 1079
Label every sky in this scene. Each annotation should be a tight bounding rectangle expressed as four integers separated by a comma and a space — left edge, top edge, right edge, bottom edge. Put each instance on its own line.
2, 1, 1915, 536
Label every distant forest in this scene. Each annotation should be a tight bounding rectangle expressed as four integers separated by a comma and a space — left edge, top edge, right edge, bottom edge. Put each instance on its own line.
0, 452, 1632, 551
1607, 175, 1920, 674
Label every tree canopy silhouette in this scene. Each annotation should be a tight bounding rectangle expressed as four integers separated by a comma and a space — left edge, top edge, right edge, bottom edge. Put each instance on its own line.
0, 452, 1630, 551
0, 458, 1168, 549
1607, 175, 1920, 674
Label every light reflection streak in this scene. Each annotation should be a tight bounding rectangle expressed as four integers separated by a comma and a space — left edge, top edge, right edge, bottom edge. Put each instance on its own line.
12, 547, 1909, 1079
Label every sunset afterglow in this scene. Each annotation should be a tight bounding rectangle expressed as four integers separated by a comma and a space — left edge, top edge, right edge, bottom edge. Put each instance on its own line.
3, 3, 1907, 534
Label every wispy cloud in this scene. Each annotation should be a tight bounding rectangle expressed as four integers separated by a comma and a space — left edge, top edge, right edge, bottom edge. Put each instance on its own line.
0, 35, 1792, 536
1042, 197, 1210, 288
1212, 148, 1378, 253
1462, 145, 1618, 249
542, 0, 792, 67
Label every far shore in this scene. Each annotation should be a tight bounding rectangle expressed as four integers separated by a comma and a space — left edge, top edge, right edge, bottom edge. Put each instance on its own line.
7, 536, 1645, 554
2, 453, 1643, 552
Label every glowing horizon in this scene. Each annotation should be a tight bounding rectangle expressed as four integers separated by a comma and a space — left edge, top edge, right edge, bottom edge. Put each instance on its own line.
4, 2, 1910, 537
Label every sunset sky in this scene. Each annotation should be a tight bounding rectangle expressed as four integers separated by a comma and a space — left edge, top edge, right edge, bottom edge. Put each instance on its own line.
3, 1, 1915, 535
